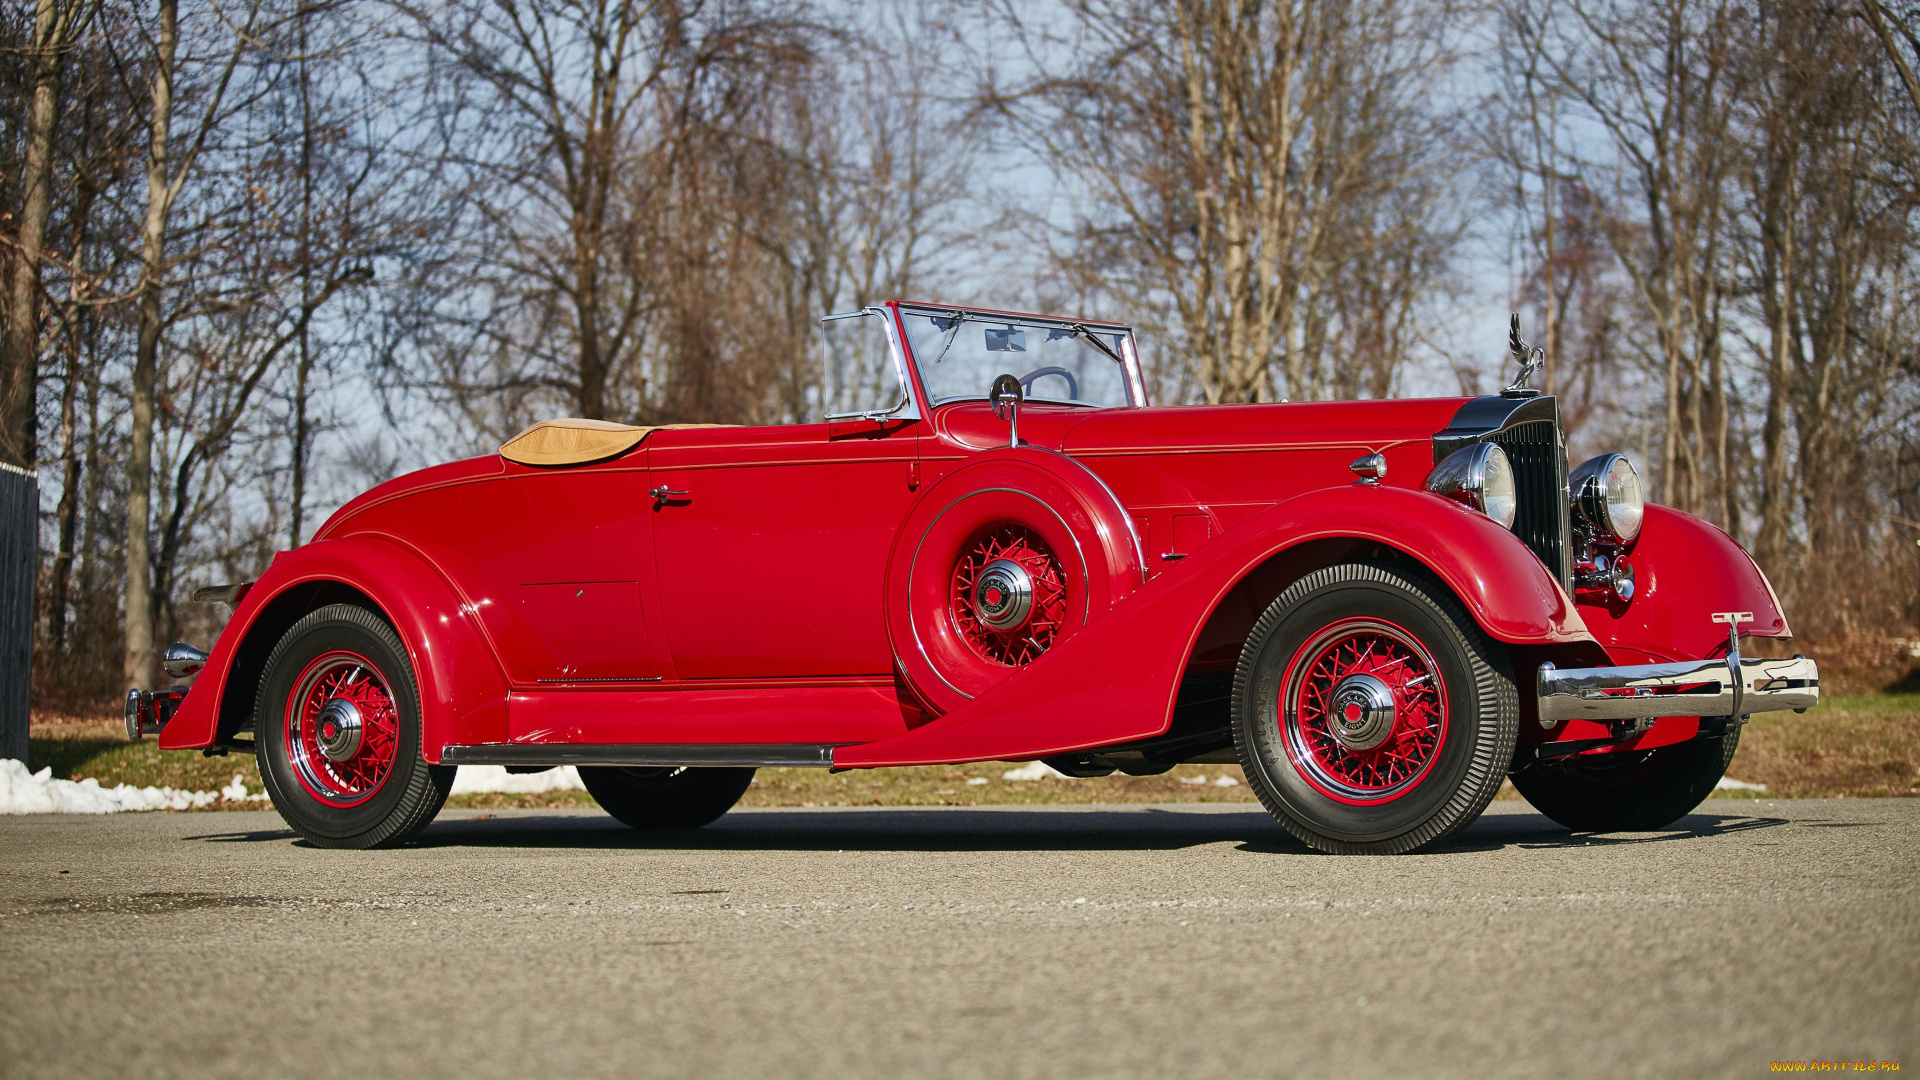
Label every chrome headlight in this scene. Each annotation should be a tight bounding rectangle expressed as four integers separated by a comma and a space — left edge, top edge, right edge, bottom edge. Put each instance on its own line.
1425, 443, 1518, 530
1570, 453, 1644, 543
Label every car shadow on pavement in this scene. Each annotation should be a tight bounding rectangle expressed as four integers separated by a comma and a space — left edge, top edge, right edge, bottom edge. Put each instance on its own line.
1432, 809, 1793, 854
409, 807, 1310, 853
181, 806, 1791, 855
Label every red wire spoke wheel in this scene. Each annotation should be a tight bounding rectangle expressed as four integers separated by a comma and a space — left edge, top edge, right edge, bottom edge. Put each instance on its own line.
949, 524, 1070, 667
886, 448, 1143, 717
1232, 562, 1517, 855
254, 603, 454, 849
1278, 619, 1448, 804
283, 650, 401, 807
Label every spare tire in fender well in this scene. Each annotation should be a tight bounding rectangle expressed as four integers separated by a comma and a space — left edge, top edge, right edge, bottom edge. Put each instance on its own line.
885, 446, 1145, 717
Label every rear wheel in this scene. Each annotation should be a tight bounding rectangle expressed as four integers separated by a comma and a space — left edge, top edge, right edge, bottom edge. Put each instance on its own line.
254, 603, 454, 849
1511, 725, 1740, 832
1232, 562, 1518, 855
579, 766, 756, 830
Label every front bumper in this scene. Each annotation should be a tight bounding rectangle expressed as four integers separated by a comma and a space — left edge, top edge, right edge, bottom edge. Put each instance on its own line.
1537, 650, 1819, 727
124, 687, 187, 740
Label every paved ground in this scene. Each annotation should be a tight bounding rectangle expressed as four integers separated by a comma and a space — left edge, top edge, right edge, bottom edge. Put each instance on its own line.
1, 799, 1914, 1080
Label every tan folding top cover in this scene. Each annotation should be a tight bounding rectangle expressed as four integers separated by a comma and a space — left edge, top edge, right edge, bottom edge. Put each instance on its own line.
496, 418, 667, 467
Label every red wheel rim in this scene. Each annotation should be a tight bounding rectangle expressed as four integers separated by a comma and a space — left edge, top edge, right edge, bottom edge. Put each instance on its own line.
283, 650, 400, 807
949, 524, 1068, 667
1278, 618, 1448, 805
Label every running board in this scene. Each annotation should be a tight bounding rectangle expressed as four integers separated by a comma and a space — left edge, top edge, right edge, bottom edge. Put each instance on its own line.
439, 743, 838, 768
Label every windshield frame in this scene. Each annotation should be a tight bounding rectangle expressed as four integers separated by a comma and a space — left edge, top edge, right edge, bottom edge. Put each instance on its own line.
893, 302, 1147, 409
818, 305, 922, 422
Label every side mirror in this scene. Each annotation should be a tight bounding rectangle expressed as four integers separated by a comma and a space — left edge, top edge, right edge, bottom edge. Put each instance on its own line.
989, 373, 1023, 448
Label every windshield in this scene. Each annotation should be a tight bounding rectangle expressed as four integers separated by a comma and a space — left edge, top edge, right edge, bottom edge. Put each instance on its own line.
900, 306, 1134, 408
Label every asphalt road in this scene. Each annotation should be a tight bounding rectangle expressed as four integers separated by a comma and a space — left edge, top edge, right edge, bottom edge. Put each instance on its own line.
1, 798, 1914, 1080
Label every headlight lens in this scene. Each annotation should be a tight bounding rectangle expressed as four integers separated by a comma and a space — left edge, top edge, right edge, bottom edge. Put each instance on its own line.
1570, 453, 1645, 543
1425, 443, 1519, 530
1482, 445, 1517, 530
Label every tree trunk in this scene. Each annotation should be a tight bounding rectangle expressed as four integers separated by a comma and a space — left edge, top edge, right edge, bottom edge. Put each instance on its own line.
49, 286, 84, 652
1757, 167, 1795, 572
1, 0, 68, 472
125, 0, 178, 693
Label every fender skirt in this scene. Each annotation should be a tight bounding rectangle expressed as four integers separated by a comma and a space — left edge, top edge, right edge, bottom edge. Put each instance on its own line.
158, 535, 510, 760
837, 485, 1593, 768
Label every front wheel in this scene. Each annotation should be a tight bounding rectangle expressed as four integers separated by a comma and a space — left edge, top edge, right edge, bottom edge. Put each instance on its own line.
1510, 726, 1740, 832
255, 603, 454, 849
579, 766, 756, 830
1232, 561, 1519, 855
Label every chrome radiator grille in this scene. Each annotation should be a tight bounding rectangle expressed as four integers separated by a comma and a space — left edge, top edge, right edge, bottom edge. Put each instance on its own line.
1491, 419, 1573, 591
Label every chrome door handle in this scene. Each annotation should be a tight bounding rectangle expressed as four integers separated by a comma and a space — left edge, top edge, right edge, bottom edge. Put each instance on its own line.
650, 486, 688, 503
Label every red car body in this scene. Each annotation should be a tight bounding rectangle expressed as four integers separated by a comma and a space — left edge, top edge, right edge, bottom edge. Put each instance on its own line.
158, 301, 1790, 782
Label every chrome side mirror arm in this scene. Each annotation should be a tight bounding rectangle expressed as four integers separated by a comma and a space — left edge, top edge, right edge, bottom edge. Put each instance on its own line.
989, 373, 1023, 448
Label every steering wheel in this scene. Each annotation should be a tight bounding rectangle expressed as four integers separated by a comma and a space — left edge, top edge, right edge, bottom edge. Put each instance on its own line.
1017, 366, 1080, 400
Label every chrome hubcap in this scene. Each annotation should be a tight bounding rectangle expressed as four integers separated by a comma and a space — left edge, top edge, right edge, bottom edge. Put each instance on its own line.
1328, 674, 1396, 751
973, 559, 1035, 631
315, 698, 364, 762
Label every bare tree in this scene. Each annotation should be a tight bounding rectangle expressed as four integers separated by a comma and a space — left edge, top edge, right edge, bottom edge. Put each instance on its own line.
124, 0, 283, 689
1, 0, 98, 472
990, 0, 1468, 404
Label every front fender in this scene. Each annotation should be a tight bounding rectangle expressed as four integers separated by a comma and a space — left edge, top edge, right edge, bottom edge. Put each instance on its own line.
838, 485, 1590, 767
1581, 504, 1790, 663
158, 535, 510, 760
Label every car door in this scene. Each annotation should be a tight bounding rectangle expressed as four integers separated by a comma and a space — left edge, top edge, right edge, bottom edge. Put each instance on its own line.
645, 418, 920, 679
645, 307, 921, 680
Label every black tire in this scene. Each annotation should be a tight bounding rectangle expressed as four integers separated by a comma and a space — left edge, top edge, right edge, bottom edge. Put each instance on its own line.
579, 766, 756, 830
254, 603, 454, 849
1511, 725, 1741, 832
1232, 561, 1519, 855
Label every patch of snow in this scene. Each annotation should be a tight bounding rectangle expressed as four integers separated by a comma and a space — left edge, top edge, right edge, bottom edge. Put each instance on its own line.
1179, 775, 1208, 785
0, 757, 223, 813
966, 776, 989, 786
1001, 761, 1074, 781
449, 765, 587, 795
221, 774, 269, 802
1716, 776, 1768, 791
1211, 775, 1241, 788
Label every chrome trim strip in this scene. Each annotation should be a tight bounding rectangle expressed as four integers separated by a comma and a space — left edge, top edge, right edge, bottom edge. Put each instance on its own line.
1537, 655, 1818, 726
533, 677, 664, 684
440, 743, 839, 768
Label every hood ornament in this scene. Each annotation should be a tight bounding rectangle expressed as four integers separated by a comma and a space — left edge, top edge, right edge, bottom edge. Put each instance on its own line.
1501, 313, 1544, 399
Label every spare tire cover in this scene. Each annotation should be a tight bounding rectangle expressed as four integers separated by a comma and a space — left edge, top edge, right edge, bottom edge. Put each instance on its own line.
885, 447, 1144, 717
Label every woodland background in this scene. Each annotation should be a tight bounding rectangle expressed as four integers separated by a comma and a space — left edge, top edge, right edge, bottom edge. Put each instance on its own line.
4, 0, 1918, 712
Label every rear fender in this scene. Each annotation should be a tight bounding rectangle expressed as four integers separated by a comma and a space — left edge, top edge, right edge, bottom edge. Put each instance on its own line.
837, 485, 1592, 767
158, 535, 509, 760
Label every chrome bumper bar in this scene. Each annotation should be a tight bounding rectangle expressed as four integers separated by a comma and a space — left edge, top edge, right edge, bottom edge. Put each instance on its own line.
1537, 652, 1819, 727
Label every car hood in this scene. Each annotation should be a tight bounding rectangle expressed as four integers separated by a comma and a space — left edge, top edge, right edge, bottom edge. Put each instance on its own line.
1059, 397, 1473, 457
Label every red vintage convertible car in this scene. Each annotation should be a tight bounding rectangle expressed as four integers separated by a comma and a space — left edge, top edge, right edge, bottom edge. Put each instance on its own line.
130, 302, 1818, 853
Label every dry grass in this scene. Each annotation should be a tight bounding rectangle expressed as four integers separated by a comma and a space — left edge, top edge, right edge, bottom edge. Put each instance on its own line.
441, 763, 1260, 811
1715, 693, 1920, 798
26, 693, 1916, 811
27, 713, 264, 810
